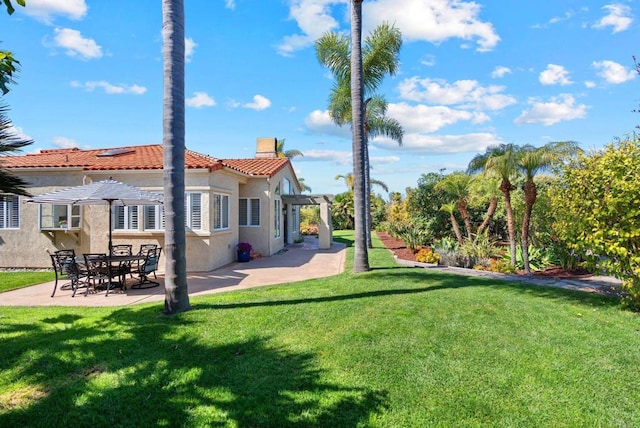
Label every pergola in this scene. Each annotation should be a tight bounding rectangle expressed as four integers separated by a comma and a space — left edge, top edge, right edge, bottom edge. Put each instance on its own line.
281, 194, 333, 249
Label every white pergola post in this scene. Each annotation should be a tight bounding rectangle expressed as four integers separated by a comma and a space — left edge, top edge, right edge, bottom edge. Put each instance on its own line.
318, 201, 332, 250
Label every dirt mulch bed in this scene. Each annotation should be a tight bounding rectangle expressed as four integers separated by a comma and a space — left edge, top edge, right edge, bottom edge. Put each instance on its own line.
376, 231, 593, 279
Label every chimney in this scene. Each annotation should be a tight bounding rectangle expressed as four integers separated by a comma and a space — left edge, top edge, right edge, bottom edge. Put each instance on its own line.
255, 137, 278, 159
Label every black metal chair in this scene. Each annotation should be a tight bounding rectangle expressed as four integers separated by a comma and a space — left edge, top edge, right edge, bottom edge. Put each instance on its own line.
49, 249, 88, 297
137, 244, 158, 256
131, 247, 162, 289
111, 244, 133, 284
83, 253, 124, 296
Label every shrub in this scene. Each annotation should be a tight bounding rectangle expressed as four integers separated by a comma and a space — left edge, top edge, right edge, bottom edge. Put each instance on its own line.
237, 242, 252, 252
415, 247, 439, 264
300, 223, 319, 235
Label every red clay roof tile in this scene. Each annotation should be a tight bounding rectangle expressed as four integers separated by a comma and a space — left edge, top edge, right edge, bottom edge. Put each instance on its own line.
1, 144, 291, 177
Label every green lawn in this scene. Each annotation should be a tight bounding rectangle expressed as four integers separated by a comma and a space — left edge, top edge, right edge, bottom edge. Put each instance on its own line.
1, 231, 639, 426
0, 271, 54, 293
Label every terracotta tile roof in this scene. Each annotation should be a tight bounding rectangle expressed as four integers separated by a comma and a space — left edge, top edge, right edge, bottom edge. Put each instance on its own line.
221, 157, 291, 177
0, 144, 292, 178
0, 144, 224, 172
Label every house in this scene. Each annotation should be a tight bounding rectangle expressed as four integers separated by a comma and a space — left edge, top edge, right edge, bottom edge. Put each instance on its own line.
0, 138, 316, 272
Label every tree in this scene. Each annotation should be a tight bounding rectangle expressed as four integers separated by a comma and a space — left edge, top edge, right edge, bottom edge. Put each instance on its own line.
346, 0, 368, 272
297, 177, 312, 193
440, 203, 464, 244
468, 144, 521, 267
517, 141, 580, 273
552, 138, 640, 307
276, 138, 304, 159
434, 172, 475, 241
316, 22, 403, 249
1, 0, 24, 16
335, 172, 388, 193
162, 0, 190, 314
0, 105, 31, 196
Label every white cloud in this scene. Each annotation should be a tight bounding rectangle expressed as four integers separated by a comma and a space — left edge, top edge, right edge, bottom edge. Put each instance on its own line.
225, 0, 236, 10
491, 66, 511, 78
52, 136, 78, 148
304, 109, 351, 138
278, 0, 500, 56
365, 0, 500, 52
514, 94, 588, 126
592, 60, 636, 84
584, 81, 597, 88
593, 4, 633, 33
53, 28, 102, 59
7, 124, 32, 142
185, 37, 197, 63
298, 149, 353, 165
398, 77, 516, 110
277, 0, 343, 56
549, 9, 575, 24
539, 64, 573, 86
186, 92, 216, 108
243, 95, 272, 111
19, 0, 87, 23
388, 102, 477, 133
374, 132, 503, 154
70, 80, 147, 95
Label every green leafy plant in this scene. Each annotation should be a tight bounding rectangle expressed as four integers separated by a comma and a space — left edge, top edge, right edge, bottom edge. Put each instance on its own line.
415, 247, 439, 264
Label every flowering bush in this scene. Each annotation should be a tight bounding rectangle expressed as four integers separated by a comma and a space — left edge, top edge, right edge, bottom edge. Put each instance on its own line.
415, 247, 439, 264
236, 242, 252, 253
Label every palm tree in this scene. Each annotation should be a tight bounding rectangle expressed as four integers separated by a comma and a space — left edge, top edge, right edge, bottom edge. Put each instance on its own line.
276, 138, 304, 159
472, 175, 501, 236
335, 172, 388, 193
468, 144, 521, 267
162, 0, 190, 314
316, 22, 403, 249
0, 108, 32, 197
348, 0, 368, 272
440, 203, 464, 244
434, 172, 475, 241
518, 141, 581, 273
297, 177, 312, 193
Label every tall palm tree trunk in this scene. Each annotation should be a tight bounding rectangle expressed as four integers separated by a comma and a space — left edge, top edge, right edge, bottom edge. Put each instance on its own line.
350, 0, 369, 272
501, 179, 517, 267
521, 179, 537, 274
364, 133, 373, 248
162, 0, 190, 314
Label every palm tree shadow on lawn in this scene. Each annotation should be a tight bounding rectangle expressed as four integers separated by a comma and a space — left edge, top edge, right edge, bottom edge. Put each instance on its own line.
195, 269, 620, 312
0, 308, 387, 427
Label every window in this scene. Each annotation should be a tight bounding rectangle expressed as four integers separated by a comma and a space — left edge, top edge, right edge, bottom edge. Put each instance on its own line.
114, 192, 203, 231
213, 193, 229, 230
144, 205, 164, 230
39, 204, 81, 230
274, 199, 281, 238
186, 192, 202, 230
239, 198, 260, 226
0, 195, 19, 229
113, 206, 138, 230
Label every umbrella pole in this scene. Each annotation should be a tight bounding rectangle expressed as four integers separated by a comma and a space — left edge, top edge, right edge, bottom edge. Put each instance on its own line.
108, 200, 113, 254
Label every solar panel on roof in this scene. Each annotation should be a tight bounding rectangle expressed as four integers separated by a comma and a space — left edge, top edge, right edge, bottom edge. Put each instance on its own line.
97, 148, 135, 157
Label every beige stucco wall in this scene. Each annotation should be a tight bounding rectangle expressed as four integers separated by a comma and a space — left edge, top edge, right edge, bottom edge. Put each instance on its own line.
0, 169, 242, 272
1, 162, 301, 272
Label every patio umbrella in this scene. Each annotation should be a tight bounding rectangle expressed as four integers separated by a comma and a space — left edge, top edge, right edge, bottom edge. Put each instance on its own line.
27, 177, 163, 252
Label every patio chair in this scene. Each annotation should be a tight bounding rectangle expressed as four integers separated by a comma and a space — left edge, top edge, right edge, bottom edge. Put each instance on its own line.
83, 253, 125, 296
111, 244, 133, 284
49, 249, 88, 297
131, 247, 162, 289
137, 244, 158, 256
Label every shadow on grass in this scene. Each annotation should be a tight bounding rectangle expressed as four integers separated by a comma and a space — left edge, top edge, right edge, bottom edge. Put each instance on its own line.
194, 268, 620, 312
0, 308, 387, 427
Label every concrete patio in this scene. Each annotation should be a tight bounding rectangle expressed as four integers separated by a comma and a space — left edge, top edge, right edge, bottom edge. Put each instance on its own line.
0, 237, 347, 307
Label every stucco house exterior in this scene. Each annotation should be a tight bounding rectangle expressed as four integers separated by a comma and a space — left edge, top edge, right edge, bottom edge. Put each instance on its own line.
0, 138, 304, 272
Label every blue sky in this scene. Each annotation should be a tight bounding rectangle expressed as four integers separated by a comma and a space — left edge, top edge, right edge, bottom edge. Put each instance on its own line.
2, 0, 639, 196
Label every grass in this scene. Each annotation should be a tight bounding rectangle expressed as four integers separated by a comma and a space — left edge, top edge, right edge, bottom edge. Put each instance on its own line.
0, 271, 54, 293
1, 230, 639, 426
